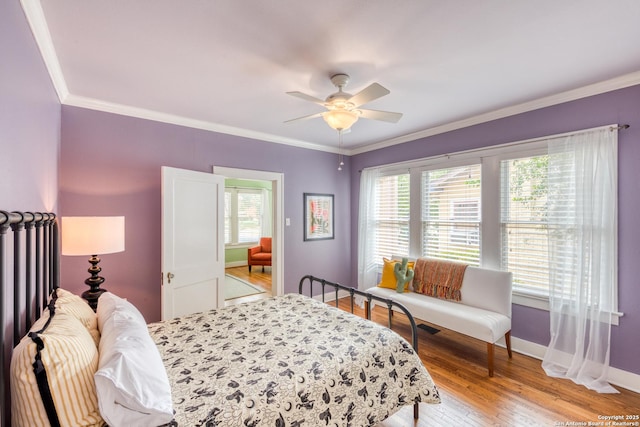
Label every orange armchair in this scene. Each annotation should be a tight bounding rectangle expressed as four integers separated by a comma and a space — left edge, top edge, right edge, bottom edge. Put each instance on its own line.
248, 237, 272, 272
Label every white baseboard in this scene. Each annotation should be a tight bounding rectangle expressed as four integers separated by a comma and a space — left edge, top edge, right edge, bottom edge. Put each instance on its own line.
508, 337, 640, 394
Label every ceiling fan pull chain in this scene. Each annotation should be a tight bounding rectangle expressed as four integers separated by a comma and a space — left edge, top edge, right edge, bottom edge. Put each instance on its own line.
338, 131, 345, 171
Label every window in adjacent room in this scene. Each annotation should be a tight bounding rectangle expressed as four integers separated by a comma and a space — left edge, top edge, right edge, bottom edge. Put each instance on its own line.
225, 188, 263, 245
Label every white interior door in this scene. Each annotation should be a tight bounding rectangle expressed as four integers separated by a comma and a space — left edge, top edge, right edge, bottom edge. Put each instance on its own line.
161, 166, 224, 320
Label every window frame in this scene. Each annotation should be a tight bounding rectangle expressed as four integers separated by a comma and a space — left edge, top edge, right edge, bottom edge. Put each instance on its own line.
493, 144, 551, 309
418, 162, 482, 266
224, 187, 263, 247
372, 170, 412, 262
360, 130, 620, 322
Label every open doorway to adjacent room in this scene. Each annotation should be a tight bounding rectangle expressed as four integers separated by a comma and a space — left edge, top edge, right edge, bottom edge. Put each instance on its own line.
213, 166, 284, 307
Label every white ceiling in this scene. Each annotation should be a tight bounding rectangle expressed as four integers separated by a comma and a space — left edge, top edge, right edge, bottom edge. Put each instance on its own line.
23, 0, 640, 154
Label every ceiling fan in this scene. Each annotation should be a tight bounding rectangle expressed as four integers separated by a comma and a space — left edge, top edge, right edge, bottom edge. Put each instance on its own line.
285, 73, 402, 132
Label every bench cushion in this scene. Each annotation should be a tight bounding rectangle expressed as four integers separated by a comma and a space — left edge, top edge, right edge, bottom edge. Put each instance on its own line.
367, 285, 511, 344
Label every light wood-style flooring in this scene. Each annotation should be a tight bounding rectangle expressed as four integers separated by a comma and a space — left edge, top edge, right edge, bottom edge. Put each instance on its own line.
226, 268, 640, 426
338, 297, 640, 427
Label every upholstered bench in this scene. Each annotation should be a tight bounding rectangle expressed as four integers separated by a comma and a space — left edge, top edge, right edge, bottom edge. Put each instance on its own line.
366, 259, 513, 376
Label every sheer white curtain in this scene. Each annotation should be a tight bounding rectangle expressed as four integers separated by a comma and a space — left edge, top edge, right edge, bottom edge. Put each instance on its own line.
357, 168, 380, 291
542, 127, 618, 393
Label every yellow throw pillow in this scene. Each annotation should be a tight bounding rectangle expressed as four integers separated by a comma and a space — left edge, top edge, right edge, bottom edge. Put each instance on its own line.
377, 258, 415, 292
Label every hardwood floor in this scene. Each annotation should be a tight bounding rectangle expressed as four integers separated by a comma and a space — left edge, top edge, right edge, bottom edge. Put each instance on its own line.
222, 271, 640, 426
328, 298, 640, 427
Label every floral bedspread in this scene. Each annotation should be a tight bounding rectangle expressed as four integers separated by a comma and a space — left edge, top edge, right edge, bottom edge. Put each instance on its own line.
148, 293, 440, 427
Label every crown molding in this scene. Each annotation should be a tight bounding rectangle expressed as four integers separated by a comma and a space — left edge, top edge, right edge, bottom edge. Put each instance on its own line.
22, 0, 640, 156
63, 94, 340, 154
350, 71, 640, 155
20, 0, 69, 103
20, 0, 338, 154
63, 71, 640, 157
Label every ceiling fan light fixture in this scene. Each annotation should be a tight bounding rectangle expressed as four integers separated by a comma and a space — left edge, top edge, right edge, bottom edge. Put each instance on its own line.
286, 73, 401, 132
322, 109, 359, 132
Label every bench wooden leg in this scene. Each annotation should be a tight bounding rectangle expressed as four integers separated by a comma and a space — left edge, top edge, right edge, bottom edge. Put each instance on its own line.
414, 402, 419, 420
487, 342, 495, 377
364, 301, 371, 320
505, 331, 513, 359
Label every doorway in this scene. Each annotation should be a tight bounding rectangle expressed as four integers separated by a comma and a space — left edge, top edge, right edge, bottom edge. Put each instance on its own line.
213, 166, 284, 301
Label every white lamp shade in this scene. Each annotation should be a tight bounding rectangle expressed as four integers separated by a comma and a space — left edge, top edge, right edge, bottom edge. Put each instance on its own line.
61, 216, 125, 256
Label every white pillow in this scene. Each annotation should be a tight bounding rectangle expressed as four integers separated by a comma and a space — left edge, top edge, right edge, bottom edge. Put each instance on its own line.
94, 292, 174, 427
96, 290, 145, 332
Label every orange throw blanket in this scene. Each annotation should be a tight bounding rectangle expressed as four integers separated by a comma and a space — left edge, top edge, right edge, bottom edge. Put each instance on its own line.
414, 258, 468, 301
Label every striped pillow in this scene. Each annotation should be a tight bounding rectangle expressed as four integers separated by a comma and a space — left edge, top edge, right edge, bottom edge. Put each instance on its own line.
53, 288, 101, 346
10, 306, 104, 427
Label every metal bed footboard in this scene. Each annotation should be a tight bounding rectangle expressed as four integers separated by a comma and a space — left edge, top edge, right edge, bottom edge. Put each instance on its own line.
298, 275, 419, 353
299, 275, 422, 420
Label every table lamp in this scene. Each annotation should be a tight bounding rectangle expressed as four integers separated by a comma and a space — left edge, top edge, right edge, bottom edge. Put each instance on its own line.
61, 216, 125, 310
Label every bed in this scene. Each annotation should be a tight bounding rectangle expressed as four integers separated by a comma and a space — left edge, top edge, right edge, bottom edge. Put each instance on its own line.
1, 210, 440, 427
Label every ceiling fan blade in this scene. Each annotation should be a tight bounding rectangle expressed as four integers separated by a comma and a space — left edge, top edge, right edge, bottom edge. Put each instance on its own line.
358, 109, 403, 123
283, 112, 324, 124
286, 91, 326, 105
348, 83, 390, 107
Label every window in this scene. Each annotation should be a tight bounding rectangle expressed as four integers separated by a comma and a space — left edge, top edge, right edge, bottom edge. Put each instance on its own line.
373, 173, 410, 260
422, 165, 481, 265
358, 126, 618, 313
225, 188, 263, 245
500, 155, 550, 297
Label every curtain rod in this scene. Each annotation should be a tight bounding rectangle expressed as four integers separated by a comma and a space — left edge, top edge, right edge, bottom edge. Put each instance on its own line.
359, 123, 630, 174
611, 124, 630, 131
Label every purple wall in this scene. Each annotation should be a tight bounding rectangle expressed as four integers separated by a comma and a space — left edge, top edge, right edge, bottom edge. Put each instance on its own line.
59, 107, 352, 322
350, 85, 640, 375
1, 0, 60, 411
1, 0, 60, 210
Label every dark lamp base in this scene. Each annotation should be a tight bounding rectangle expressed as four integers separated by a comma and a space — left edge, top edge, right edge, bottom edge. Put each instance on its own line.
83, 255, 108, 312
82, 288, 107, 312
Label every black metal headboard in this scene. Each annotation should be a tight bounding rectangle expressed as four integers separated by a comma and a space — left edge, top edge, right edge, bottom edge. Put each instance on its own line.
0, 211, 59, 426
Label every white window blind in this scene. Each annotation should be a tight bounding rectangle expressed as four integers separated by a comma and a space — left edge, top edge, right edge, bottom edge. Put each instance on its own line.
237, 191, 262, 243
225, 188, 263, 245
421, 164, 481, 265
224, 191, 231, 244
500, 155, 550, 296
374, 173, 410, 260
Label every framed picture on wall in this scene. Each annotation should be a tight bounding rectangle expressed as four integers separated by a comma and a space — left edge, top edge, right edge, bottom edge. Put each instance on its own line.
303, 193, 334, 241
